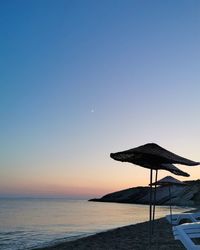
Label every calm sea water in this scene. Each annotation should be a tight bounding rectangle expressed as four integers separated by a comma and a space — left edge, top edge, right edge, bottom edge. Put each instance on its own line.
0, 198, 191, 250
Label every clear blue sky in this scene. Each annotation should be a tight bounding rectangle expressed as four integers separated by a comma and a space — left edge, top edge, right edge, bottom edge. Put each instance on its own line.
1, 0, 200, 197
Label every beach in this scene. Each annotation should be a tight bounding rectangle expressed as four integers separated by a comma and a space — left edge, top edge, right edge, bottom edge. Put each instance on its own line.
36, 217, 185, 250
1, 199, 190, 250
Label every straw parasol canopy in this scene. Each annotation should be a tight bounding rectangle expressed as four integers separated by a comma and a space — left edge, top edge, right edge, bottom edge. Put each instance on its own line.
110, 143, 199, 176
151, 176, 185, 186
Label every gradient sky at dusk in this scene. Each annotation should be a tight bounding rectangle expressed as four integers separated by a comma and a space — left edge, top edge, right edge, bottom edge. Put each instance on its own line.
1, 0, 200, 198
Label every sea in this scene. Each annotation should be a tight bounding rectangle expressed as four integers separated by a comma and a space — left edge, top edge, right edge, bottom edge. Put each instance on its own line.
0, 198, 191, 250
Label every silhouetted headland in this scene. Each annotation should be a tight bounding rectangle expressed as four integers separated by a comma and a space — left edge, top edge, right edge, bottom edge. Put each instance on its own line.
89, 179, 200, 206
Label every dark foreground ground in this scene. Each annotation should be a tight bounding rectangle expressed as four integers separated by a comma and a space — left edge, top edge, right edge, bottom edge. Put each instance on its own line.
35, 217, 185, 250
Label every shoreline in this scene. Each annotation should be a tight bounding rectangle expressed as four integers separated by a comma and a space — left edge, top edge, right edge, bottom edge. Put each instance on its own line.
35, 217, 186, 250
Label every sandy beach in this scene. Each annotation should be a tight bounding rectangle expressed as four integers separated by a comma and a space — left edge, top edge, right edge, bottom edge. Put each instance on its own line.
36, 217, 185, 250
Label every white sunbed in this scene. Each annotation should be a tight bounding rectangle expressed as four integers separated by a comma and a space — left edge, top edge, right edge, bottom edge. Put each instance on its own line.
173, 222, 200, 249
166, 213, 200, 225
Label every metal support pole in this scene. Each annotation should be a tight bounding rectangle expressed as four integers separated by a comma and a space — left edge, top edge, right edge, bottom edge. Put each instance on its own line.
169, 186, 172, 224
149, 169, 153, 246
152, 169, 158, 233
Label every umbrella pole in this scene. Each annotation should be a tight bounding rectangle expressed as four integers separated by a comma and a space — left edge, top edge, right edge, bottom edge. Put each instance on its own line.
169, 186, 172, 224
149, 168, 153, 246
152, 169, 158, 233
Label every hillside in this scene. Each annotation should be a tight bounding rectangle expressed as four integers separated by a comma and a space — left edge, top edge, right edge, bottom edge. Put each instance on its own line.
89, 180, 200, 206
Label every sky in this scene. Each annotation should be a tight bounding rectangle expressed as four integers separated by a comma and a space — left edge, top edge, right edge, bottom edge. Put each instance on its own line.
1, 0, 200, 198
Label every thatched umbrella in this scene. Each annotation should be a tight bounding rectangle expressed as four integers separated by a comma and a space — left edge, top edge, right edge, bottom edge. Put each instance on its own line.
151, 176, 185, 225
110, 143, 199, 244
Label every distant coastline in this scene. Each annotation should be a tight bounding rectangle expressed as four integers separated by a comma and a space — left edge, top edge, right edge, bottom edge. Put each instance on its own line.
89, 180, 200, 206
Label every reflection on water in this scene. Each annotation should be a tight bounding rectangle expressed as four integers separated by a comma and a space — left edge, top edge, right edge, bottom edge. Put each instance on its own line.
0, 198, 192, 250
